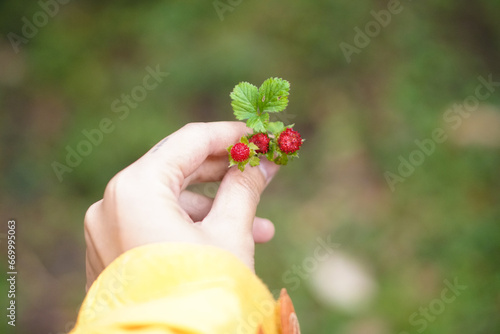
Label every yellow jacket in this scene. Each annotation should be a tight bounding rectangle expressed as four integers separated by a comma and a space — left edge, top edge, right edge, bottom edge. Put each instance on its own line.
70, 243, 300, 334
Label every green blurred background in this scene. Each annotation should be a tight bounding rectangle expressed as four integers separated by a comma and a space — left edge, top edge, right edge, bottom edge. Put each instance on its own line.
1, 1, 499, 333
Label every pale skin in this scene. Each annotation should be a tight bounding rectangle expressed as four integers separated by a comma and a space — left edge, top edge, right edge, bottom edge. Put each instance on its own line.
84, 122, 280, 290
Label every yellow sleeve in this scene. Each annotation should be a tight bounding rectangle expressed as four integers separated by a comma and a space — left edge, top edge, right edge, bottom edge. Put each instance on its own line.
69, 243, 299, 334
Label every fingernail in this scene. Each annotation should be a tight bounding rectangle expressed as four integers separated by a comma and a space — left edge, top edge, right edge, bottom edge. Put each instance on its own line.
258, 159, 279, 184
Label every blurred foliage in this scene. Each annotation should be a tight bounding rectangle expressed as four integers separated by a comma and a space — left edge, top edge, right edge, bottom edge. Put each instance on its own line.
1, 0, 500, 333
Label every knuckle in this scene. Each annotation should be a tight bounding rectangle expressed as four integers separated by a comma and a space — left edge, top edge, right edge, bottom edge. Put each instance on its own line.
179, 122, 210, 141
103, 170, 134, 201
181, 122, 206, 133
84, 201, 102, 233
233, 172, 263, 203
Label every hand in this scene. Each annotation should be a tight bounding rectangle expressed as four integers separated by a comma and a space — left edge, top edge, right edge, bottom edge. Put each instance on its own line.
84, 122, 279, 289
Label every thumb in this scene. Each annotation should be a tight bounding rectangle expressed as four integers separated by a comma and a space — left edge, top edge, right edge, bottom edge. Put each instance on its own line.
204, 159, 279, 238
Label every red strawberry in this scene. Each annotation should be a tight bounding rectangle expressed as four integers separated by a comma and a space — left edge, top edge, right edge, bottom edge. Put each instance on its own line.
230, 142, 250, 162
278, 128, 302, 154
249, 133, 270, 154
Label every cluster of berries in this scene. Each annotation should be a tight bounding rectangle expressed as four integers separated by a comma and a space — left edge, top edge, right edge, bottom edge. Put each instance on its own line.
227, 77, 304, 171
228, 127, 303, 171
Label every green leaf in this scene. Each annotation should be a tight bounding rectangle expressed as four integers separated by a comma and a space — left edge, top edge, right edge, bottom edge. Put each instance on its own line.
249, 156, 260, 167
267, 121, 285, 135
248, 142, 259, 151
266, 150, 275, 161
266, 140, 277, 161
275, 153, 289, 165
246, 113, 269, 132
258, 78, 290, 113
230, 82, 259, 120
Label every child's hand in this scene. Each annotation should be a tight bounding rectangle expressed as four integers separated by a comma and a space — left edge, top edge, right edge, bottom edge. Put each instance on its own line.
84, 122, 279, 289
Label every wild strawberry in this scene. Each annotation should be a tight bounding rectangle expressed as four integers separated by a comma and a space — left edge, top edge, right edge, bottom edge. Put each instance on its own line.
249, 133, 270, 154
230, 142, 250, 162
278, 128, 302, 154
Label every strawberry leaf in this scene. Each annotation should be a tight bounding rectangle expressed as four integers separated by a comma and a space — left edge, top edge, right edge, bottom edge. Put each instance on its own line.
275, 152, 289, 165
265, 140, 277, 160
246, 113, 269, 132
266, 151, 274, 161
248, 142, 259, 151
249, 156, 260, 167
267, 121, 286, 135
258, 78, 290, 113
230, 82, 259, 121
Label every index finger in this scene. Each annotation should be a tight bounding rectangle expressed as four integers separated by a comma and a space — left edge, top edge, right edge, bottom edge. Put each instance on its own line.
143, 121, 250, 179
